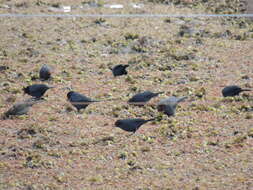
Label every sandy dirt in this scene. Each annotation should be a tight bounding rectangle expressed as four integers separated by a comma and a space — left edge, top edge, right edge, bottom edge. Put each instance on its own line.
0, 0, 252, 190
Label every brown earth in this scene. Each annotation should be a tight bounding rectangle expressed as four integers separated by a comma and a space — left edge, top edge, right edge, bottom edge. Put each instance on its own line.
246, 0, 253, 14
0, 0, 252, 190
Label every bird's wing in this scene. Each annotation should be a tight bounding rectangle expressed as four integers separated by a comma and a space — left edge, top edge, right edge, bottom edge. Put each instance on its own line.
130, 92, 152, 102
70, 93, 92, 102
134, 119, 147, 126
176, 96, 187, 103
158, 97, 176, 105
142, 91, 154, 98
113, 65, 121, 71
5, 103, 29, 115
29, 85, 44, 93
159, 96, 187, 105
129, 94, 143, 102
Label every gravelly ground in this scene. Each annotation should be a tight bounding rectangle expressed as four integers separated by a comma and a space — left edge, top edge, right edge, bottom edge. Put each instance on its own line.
0, 0, 252, 190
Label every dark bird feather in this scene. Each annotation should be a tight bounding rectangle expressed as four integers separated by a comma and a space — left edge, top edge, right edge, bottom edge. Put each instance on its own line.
111, 64, 129, 77
67, 91, 99, 112
39, 65, 52, 80
157, 96, 187, 117
2, 99, 42, 119
23, 84, 54, 99
128, 91, 163, 105
222, 85, 251, 97
115, 118, 155, 133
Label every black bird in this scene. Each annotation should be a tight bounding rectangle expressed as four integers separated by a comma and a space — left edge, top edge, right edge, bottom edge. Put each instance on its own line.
0, 66, 9, 71
128, 91, 163, 105
3, 99, 42, 119
115, 118, 155, 133
23, 84, 54, 99
222, 85, 251, 97
39, 65, 52, 80
67, 91, 99, 112
157, 96, 187, 117
111, 64, 129, 77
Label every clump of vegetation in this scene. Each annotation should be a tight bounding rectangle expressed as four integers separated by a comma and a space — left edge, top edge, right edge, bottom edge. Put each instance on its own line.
94, 18, 106, 25
195, 87, 206, 98
124, 33, 139, 40
190, 103, 213, 112
93, 136, 115, 145
248, 128, 253, 137
0, 0, 252, 189
17, 127, 37, 139
24, 154, 43, 168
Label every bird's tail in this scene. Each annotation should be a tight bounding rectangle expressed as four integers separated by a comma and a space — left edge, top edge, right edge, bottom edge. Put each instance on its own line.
154, 91, 164, 96
145, 118, 156, 122
241, 88, 252, 92
91, 100, 100, 102
177, 96, 187, 103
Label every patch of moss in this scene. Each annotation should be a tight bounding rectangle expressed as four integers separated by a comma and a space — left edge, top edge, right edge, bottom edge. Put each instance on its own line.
195, 87, 206, 98
248, 128, 253, 137
124, 33, 139, 40
118, 151, 128, 160
88, 175, 103, 183
190, 103, 212, 112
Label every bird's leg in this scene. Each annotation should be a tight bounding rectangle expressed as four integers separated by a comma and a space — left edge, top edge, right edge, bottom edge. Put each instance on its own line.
77, 109, 85, 114
35, 97, 45, 101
